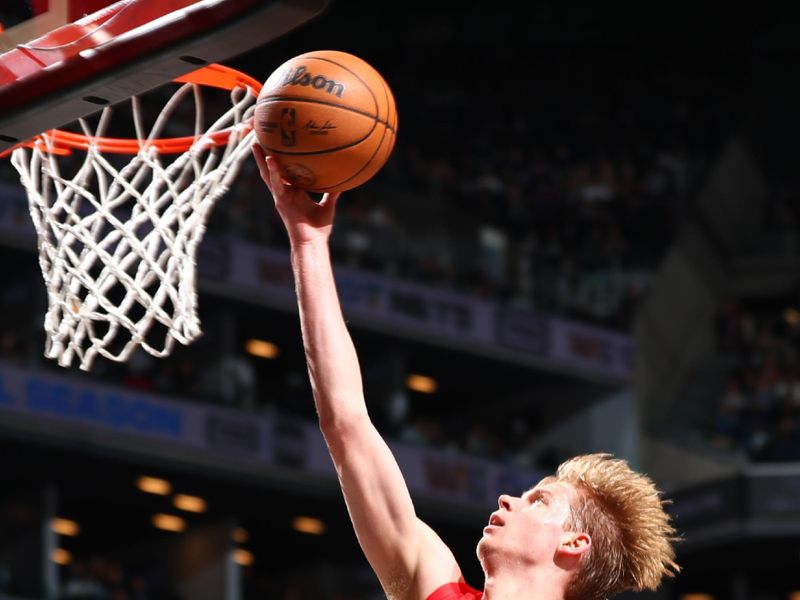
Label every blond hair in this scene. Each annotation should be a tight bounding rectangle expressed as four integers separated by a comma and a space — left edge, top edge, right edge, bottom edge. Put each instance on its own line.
555, 453, 680, 600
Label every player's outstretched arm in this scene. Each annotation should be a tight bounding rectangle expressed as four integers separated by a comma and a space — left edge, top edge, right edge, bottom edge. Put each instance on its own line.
252, 148, 462, 599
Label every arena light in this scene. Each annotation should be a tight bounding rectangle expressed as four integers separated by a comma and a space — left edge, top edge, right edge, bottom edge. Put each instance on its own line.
292, 516, 326, 535
680, 594, 714, 600
785, 307, 800, 327
173, 494, 207, 514
51, 518, 80, 537
52, 548, 71, 565
789, 593, 800, 600
234, 549, 254, 566
137, 476, 172, 496
232, 527, 249, 543
406, 374, 438, 394
245, 339, 279, 359
152, 514, 186, 533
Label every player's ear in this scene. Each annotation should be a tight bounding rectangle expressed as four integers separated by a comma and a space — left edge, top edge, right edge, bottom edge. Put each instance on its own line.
558, 532, 591, 557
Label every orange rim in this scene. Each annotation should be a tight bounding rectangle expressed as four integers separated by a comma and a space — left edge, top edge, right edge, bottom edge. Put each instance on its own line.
6, 63, 262, 157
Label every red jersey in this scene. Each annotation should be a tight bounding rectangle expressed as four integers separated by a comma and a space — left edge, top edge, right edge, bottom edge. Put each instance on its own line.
426, 582, 483, 600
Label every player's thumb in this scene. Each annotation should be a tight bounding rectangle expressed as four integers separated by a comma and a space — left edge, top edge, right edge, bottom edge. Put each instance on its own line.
319, 192, 341, 211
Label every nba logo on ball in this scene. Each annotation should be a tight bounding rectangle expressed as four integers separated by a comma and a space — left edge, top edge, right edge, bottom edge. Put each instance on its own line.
255, 50, 398, 193
280, 108, 296, 146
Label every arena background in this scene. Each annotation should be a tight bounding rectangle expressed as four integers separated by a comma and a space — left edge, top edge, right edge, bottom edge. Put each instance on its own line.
0, 1, 798, 598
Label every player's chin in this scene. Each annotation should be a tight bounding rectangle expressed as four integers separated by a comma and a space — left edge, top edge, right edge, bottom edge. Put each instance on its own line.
476, 534, 495, 563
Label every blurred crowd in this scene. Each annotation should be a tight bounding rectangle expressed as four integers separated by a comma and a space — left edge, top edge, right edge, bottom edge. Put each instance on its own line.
48, 554, 383, 600
59, 557, 150, 600
710, 297, 800, 461
0, 294, 557, 473
197, 46, 730, 330
242, 561, 383, 600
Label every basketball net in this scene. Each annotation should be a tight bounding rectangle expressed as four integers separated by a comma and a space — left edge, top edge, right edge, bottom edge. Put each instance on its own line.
8, 64, 259, 370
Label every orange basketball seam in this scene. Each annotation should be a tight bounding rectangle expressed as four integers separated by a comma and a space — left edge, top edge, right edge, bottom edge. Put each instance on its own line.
377, 70, 398, 132
255, 96, 396, 134
299, 53, 380, 117
310, 127, 395, 193
257, 96, 379, 156
257, 118, 378, 156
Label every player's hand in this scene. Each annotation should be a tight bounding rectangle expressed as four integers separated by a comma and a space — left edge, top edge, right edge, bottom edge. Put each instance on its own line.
252, 144, 341, 246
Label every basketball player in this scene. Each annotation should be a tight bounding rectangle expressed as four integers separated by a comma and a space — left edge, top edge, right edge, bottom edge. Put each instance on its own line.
252, 147, 680, 600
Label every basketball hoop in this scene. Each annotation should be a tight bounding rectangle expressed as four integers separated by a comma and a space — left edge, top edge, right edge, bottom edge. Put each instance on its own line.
6, 63, 262, 370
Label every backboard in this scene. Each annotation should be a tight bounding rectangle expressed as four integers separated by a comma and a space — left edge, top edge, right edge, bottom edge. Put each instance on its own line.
0, 0, 330, 152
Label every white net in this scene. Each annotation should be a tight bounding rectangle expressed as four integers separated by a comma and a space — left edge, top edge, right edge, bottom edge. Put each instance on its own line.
9, 73, 257, 370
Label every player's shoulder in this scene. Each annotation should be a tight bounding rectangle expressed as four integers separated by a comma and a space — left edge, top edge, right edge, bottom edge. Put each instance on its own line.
413, 520, 468, 599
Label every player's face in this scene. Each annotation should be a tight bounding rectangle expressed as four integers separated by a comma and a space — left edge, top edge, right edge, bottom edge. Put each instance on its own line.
477, 478, 576, 571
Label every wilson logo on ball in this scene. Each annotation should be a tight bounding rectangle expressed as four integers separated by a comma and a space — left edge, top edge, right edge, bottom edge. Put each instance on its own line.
281, 66, 346, 98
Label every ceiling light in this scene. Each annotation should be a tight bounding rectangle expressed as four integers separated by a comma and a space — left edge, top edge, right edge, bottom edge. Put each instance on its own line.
234, 549, 254, 566
137, 476, 171, 496
406, 374, 438, 394
292, 516, 326, 535
245, 339, 279, 359
152, 514, 186, 533
51, 518, 80, 537
173, 494, 207, 513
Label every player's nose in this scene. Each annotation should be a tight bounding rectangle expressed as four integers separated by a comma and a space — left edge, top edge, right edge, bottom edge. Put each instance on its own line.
498, 494, 513, 510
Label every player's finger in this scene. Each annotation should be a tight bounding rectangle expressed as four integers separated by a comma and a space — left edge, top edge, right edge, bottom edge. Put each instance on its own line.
265, 156, 287, 196
319, 192, 341, 209
250, 145, 272, 191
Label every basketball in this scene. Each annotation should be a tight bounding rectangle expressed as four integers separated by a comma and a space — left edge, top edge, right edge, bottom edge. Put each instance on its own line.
254, 50, 398, 193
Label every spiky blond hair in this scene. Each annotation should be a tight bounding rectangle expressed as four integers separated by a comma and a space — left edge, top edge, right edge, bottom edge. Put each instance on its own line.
555, 453, 680, 600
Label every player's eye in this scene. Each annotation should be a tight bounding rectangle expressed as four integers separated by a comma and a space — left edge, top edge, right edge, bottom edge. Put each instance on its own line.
528, 493, 547, 506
